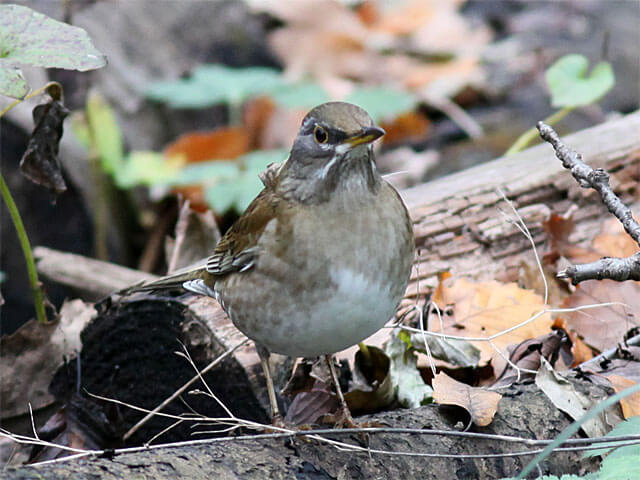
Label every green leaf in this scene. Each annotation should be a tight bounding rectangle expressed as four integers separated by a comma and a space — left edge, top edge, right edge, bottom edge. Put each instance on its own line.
86, 92, 124, 175
171, 161, 239, 186
0, 64, 29, 99
145, 64, 285, 108
385, 328, 433, 408
204, 180, 241, 214
270, 82, 330, 109
115, 151, 179, 188
242, 149, 287, 172
598, 444, 640, 480
69, 112, 90, 149
584, 416, 640, 458
546, 54, 615, 108
345, 87, 417, 122
0, 4, 106, 72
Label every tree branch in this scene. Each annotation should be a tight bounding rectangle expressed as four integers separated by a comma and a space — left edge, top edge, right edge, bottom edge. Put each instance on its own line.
537, 121, 640, 284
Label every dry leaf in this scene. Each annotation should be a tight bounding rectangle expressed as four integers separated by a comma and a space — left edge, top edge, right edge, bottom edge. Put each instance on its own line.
492, 329, 572, 387
535, 358, 608, 438
285, 382, 338, 426
380, 111, 430, 145
561, 280, 640, 352
431, 277, 553, 364
606, 375, 640, 419
164, 127, 250, 163
432, 371, 501, 426
20, 98, 69, 194
552, 317, 594, 366
164, 127, 250, 211
541, 209, 600, 265
592, 218, 640, 258
0, 300, 93, 418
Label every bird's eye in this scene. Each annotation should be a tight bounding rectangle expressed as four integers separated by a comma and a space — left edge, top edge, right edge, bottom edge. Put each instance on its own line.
314, 125, 328, 144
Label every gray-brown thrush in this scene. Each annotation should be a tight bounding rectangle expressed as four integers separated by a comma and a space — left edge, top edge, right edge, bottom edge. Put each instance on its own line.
130, 102, 414, 426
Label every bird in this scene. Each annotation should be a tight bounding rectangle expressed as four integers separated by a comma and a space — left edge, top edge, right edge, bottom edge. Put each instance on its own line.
126, 102, 414, 427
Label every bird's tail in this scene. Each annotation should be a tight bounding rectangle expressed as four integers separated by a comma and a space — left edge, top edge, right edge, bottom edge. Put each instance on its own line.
118, 259, 209, 296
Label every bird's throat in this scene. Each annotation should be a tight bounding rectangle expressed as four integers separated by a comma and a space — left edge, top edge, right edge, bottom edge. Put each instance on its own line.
278, 149, 380, 205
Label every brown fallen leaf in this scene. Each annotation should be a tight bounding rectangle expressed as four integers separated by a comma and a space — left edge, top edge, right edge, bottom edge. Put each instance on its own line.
541, 209, 600, 265
552, 317, 594, 366
492, 329, 572, 388
606, 375, 640, 419
592, 218, 640, 258
431, 277, 553, 364
561, 280, 640, 352
432, 371, 501, 427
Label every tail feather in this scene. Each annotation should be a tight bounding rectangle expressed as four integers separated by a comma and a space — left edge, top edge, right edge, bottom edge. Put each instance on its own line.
119, 259, 209, 296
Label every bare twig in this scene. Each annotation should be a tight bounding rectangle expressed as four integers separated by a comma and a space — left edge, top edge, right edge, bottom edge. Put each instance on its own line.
575, 333, 640, 370
537, 121, 640, 284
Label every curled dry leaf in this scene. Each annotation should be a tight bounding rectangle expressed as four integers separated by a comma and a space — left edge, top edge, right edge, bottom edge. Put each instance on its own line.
19, 98, 70, 194
432, 371, 501, 427
492, 329, 573, 388
345, 345, 395, 415
431, 277, 552, 365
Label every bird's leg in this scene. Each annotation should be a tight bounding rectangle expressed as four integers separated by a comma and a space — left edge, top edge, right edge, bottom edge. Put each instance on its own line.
325, 354, 358, 428
256, 343, 286, 428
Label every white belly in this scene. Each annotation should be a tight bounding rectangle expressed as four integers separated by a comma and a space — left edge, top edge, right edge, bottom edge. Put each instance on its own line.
251, 267, 399, 357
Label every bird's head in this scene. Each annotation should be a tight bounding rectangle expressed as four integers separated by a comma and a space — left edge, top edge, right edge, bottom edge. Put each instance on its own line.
277, 102, 385, 203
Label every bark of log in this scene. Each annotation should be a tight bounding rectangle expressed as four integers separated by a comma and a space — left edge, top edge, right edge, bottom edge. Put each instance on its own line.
4, 381, 606, 479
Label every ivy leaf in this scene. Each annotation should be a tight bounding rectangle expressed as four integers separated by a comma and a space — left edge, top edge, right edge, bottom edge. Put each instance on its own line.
0, 4, 106, 98
19, 98, 69, 194
546, 54, 615, 108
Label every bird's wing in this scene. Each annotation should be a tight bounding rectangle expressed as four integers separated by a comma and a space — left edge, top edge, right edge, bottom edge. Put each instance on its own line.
206, 187, 282, 276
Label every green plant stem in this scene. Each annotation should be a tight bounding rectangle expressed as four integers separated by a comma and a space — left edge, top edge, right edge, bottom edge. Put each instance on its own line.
505, 106, 573, 156
0, 81, 62, 117
0, 172, 47, 323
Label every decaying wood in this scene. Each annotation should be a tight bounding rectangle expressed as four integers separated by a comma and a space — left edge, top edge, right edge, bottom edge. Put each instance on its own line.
5, 381, 605, 479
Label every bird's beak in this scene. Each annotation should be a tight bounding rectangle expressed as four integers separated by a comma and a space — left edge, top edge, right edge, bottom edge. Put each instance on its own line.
343, 126, 385, 148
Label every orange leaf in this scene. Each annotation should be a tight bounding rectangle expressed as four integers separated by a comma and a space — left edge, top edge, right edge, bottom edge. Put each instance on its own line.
592, 218, 640, 258
164, 127, 250, 164
606, 375, 640, 419
380, 111, 429, 145
432, 372, 501, 426
431, 277, 552, 364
